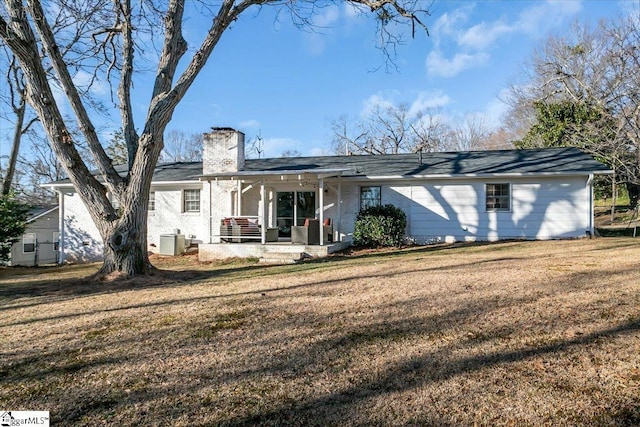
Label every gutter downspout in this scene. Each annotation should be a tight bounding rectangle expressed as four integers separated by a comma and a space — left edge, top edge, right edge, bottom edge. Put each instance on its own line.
260, 181, 266, 245
337, 176, 342, 242
208, 179, 213, 244
319, 178, 324, 246
588, 174, 594, 237
58, 190, 66, 264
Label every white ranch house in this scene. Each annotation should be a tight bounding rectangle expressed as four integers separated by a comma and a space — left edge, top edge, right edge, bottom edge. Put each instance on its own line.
45, 127, 612, 263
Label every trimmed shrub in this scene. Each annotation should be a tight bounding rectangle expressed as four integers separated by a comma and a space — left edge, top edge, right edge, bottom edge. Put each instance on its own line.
353, 204, 407, 248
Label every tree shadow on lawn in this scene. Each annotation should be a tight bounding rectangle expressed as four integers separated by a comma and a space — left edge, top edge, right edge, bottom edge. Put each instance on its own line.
1, 252, 543, 328
0, 241, 528, 311
42, 292, 640, 426
4, 262, 639, 426
218, 317, 640, 426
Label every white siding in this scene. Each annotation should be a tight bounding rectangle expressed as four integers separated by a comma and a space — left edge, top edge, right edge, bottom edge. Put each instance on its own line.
10, 210, 59, 266
63, 193, 103, 262
409, 183, 480, 243
339, 176, 591, 244
57, 172, 593, 262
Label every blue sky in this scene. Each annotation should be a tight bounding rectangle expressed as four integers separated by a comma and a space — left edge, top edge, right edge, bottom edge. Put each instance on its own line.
0, 0, 631, 162
161, 0, 628, 158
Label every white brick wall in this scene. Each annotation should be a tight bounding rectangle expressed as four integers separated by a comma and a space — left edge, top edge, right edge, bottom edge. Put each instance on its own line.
147, 185, 207, 250
203, 128, 245, 174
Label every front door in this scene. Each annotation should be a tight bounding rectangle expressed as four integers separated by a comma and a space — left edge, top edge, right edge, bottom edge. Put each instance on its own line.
276, 191, 316, 237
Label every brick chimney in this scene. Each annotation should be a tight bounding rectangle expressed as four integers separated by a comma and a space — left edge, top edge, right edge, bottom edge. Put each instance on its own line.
203, 127, 245, 175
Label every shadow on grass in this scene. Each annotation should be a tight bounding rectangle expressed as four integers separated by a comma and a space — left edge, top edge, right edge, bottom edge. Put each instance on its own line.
1, 251, 541, 328
597, 227, 639, 237
2, 238, 635, 321
3, 256, 639, 425
220, 316, 640, 426
0, 241, 525, 305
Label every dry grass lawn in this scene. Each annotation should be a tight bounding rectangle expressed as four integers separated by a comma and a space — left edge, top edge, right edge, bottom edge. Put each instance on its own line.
1, 239, 639, 426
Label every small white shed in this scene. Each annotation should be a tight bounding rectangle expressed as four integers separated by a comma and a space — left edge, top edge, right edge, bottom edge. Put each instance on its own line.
10, 206, 59, 266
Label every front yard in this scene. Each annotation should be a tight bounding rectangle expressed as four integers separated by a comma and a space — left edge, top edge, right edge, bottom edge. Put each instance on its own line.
1, 239, 639, 426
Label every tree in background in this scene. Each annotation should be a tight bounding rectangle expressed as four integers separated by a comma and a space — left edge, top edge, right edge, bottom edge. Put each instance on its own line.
108, 129, 203, 165
445, 114, 494, 152
331, 104, 503, 155
0, 49, 39, 196
515, 101, 607, 149
281, 150, 302, 158
0, 192, 30, 263
505, 14, 640, 209
331, 104, 450, 154
161, 130, 203, 163
106, 130, 129, 166
0, 0, 431, 277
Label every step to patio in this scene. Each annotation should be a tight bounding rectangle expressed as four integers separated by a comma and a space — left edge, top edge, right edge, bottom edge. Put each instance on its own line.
259, 252, 305, 264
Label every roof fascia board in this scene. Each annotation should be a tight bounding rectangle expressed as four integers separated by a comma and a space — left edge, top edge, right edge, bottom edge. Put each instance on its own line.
27, 206, 59, 223
43, 180, 202, 191
353, 170, 614, 181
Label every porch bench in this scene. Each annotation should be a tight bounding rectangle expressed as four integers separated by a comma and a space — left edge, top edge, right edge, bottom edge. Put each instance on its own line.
220, 217, 278, 243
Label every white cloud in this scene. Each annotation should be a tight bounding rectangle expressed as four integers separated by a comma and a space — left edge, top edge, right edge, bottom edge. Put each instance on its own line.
313, 5, 340, 28
238, 119, 261, 130
426, 50, 489, 77
343, 2, 365, 19
360, 93, 396, 117
358, 91, 452, 121
458, 21, 513, 50
426, 1, 583, 79
482, 90, 511, 130
408, 92, 451, 117
72, 70, 110, 96
260, 137, 301, 158
432, 5, 473, 44
304, 5, 341, 55
515, 0, 582, 35
310, 147, 331, 156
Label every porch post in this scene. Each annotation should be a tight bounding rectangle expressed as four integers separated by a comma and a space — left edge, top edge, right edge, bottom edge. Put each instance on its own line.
319, 177, 324, 246
588, 173, 595, 237
58, 190, 65, 265
337, 176, 342, 242
236, 180, 242, 216
260, 181, 266, 244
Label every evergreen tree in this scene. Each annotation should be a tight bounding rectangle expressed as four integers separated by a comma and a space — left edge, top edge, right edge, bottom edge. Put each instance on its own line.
0, 193, 30, 262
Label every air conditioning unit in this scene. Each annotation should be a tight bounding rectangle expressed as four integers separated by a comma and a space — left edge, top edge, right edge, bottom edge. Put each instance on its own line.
159, 234, 186, 256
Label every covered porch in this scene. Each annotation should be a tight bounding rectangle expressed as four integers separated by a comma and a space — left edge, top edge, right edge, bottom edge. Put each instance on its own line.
199, 167, 352, 261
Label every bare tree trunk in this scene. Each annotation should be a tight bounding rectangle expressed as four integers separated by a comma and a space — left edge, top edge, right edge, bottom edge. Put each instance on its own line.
611, 173, 617, 222
0, 0, 431, 278
97, 202, 153, 277
2, 98, 25, 195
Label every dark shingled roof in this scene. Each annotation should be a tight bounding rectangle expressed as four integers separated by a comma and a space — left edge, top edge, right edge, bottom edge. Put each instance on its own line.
48, 147, 610, 186
232, 147, 611, 178
144, 161, 203, 182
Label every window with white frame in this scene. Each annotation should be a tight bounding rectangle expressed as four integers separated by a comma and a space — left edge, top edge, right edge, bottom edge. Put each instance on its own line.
183, 189, 200, 212
360, 186, 381, 210
485, 183, 511, 211
23, 233, 36, 253
148, 192, 156, 211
